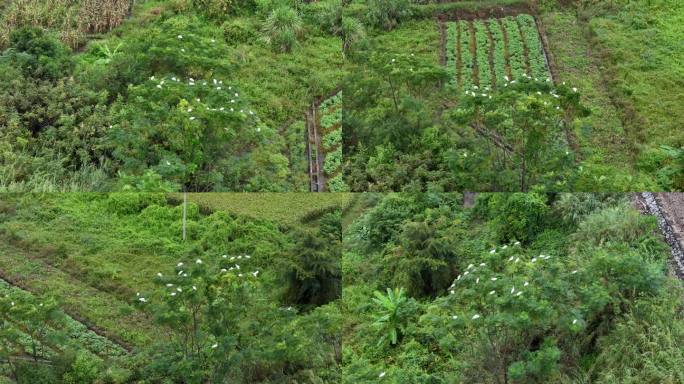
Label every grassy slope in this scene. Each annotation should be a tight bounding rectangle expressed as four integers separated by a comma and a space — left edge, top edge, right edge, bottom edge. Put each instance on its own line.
181, 192, 353, 227
0, 243, 155, 347
542, 2, 682, 188
541, 12, 630, 164
590, 1, 684, 147
0, 192, 346, 348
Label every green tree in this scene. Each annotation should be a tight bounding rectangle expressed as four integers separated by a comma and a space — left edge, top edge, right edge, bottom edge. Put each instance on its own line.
450, 79, 589, 191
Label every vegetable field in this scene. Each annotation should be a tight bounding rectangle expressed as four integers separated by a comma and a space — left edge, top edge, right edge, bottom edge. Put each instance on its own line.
0, 279, 127, 368
318, 92, 345, 192
445, 14, 550, 90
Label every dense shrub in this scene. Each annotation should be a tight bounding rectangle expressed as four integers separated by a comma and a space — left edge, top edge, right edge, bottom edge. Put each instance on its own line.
366, 0, 411, 31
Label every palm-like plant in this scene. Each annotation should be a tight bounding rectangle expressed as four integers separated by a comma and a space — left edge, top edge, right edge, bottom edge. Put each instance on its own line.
372, 287, 408, 346
262, 6, 303, 53
342, 17, 365, 59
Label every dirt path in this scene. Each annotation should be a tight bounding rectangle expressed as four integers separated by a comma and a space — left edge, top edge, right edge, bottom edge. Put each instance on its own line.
637, 193, 684, 279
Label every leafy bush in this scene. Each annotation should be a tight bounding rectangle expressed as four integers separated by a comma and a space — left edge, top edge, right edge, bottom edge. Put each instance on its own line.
105, 193, 166, 214
366, 0, 411, 31
487, 193, 549, 244
4, 27, 73, 80
262, 6, 303, 52
221, 17, 258, 43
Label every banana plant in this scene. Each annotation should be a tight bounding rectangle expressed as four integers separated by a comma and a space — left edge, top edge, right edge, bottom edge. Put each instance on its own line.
372, 287, 408, 346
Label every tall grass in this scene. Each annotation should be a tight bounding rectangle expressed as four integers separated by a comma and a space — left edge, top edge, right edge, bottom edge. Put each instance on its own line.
0, 0, 131, 49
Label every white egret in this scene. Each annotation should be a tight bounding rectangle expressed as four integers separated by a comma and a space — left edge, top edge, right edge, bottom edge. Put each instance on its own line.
524, 281, 529, 287
491, 277, 497, 281
467, 264, 474, 269
472, 314, 480, 320
511, 287, 515, 294
177, 262, 184, 267
196, 259, 202, 264
379, 372, 386, 378
166, 283, 174, 287
212, 343, 218, 349
572, 319, 578, 325
489, 290, 495, 295
480, 263, 486, 267
571, 270, 578, 274
452, 315, 458, 320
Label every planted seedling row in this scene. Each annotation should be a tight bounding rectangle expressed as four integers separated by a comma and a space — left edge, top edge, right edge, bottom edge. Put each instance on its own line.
444, 14, 550, 91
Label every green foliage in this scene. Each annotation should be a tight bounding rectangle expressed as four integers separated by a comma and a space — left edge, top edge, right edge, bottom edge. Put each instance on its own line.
221, 17, 258, 43
342, 15, 366, 58
192, 0, 234, 19
343, 193, 684, 382
262, 5, 303, 52
487, 193, 549, 244
366, 0, 412, 31
4, 27, 73, 80
449, 78, 588, 191
371, 288, 413, 346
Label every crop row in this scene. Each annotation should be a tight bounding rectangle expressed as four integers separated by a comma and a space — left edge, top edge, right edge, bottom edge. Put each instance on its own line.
516, 14, 548, 79
0, 280, 126, 360
318, 92, 345, 192
458, 20, 474, 91
488, 19, 508, 87
446, 15, 550, 90
446, 22, 457, 90
473, 20, 492, 89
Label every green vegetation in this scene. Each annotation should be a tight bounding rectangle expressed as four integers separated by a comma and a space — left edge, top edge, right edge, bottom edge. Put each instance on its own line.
319, 92, 345, 191
0, 193, 342, 382
344, 0, 682, 191
343, 192, 684, 383
180, 191, 352, 226
0, 0, 343, 192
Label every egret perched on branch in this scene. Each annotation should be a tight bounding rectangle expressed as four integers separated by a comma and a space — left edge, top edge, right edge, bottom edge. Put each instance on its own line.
472, 314, 480, 320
